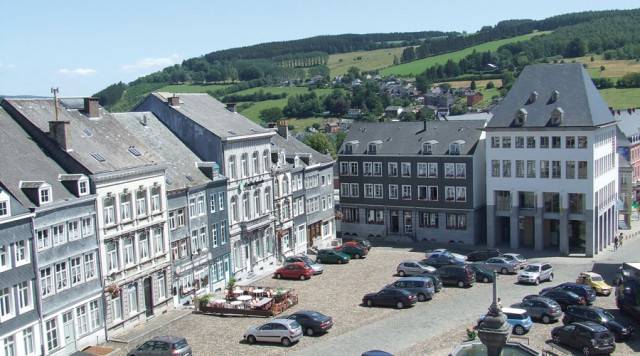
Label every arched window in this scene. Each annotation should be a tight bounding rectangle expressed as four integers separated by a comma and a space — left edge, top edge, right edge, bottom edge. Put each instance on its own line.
264, 187, 271, 212
254, 189, 262, 216
262, 150, 270, 173
282, 176, 289, 195
241, 153, 249, 177
274, 178, 280, 197
252, 151, 260, 175
242, 193, 250, 220
230, 196, 238, 222
228, 155, 237, 179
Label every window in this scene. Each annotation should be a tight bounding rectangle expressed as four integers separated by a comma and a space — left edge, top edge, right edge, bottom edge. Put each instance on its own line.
401, 185, 411, 200
190, 229, 198, 252
350, 183, 359, 197
111, 296, 122, 321
388, 162, 398, 177
401, 162, 411, 177
389, 185, 398, 199
52, 224, 65, 245
262, 150, 270, 173
445, 186, 455, 202
417, 163, 427, 177
455, 163, 466, 178
84, 253, 96, 280
491, 160, 500, 177
495, 191, 511, 211
189, 197, 196, 217
552, 161, 561, 178
578, 136, 587, 148
70, 257, 83, 286
449, 143, 461, 155
82, 217, 93, 237
443, 163, 454, 179
23, 328, 34, 355
252, 151, 260, 175
374, 184, 383, 198
565, 136, 575, 149
456, 187, 467, 202
515, 160, 524, 178
515, 136, 524, 148
366, 209, 384, 224
136, 190, 147, 216
79, 180, 88, 195
363, 162, 372, 176
569, 193, 586, 213
423, 143, 433, 155
540, 160, 550, 178
418, 186, 427, 200
0, 287, 12, 319
502, 160, 511, 177
68, 220, 80, 240
543, 192, 560, 213
45, 319, 58, 351
446, 214, 467, 230
552, 136, 561, 148
39, 187, 51, 204
419, 212, 438, 228
0, 201, 7, 217
124, 237, 134, 266
90, 300, 101, 329
120, 192, 131, 221
264, 188, 272, 211
253, 191, 262, 216
3, 336, 15, 356
37, 229, 51, 250
526, 160, 536, 178
151, 186, 161, 212
168, 211, 176, 230
0, 245, 7, 270
199, 226, 207, 251
518, 191, 535, 209
40, 267, 53, 297
230, 196, 238, 222
107, 242, 118, 272
368, 143, 377, 154
139, 232, 149, 259
55, 262, 68, 291
342, 207, 359, 223
221, 221, 227, 244
103, 197, 115, 224
566, 161, 576, 179
218, 192, 225, 210
128, 284, 138, 315
242, 193, 250, 220
77, 305, 89, 335
228, 155, 237, 179
501, 136, 511, 148
526, 136, 535, 148
364, 184, 373, 198
349, 162, 358, 176
15, 240, 28, 264
197, 195, 205, 215
540, 136, 549, 148
339, 162, 349, 175
491, 137, 500, 148
578, 161, 588, 179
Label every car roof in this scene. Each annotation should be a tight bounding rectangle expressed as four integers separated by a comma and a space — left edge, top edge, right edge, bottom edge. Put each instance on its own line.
398, 276, 431, 282
150, 336, 186, 343
271, 318, 298, 326
400, 260, 421, 264
293, 310, 323, 316
502, 307, 527, 314
501, 253, 521, 257
573, 321, 609, 332
527, 263, 545, 267
580, 271, 601, 277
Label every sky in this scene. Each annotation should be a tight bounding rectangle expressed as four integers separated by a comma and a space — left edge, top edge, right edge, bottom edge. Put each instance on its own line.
1, 0, 638, 97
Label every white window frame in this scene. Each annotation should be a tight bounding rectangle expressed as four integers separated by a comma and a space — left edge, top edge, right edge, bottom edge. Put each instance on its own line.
389, 184, 398, 199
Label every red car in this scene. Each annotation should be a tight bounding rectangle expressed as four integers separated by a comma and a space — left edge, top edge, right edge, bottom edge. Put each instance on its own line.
274, 262, 314, 280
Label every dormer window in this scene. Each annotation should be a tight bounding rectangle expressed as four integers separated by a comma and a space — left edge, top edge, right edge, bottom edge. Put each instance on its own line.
0, 200, 8, 218
549, 107, 564, 126
528, 91, 539, 104
550, 90, 560, 103
39, 186, 51, 204
513, 108, 527, 126
449, 140, 465, 156
423, 140, 438, 155
78, 179, 89, 196
345, 143, 353, 154
368, 143, 377, 155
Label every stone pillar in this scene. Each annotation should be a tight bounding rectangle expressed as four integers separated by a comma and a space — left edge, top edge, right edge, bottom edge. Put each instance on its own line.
487, 207, 496, 248
586, 212, 595, 257
534, 208, 544, 251
559, 211, 569, 255
510, 208, 519, 250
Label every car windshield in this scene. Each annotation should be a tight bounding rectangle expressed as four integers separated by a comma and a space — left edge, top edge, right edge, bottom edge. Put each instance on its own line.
600, 310, 615, 320
174, 339, 188, 349
590, 275, 603, 282
524, 265, 540, 272
289, 321, 301, 329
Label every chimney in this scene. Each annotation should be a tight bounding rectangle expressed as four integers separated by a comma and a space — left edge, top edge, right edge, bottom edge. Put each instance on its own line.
226, 103, 237, 113
276, 119, 288, 139
83, 97, 99, 118
49, 120, 71, 151
168, 95, 180, 107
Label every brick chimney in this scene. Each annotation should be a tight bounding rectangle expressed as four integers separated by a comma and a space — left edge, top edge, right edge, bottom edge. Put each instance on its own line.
83, 97, 99, 118
226, 103, 237, 113
49, 120, 71, 151
168, 95, 180, 107
276, 120, 288, 139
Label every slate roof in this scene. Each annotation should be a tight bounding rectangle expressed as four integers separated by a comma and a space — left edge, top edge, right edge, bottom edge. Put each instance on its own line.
614, 110, 640, 138
443, 112, 493, 122
0, 107, 75, 208
149, 92, 272, 140
2, 98, 163, 174
487, 64, 614, 129
112, 111, 225, 191
270, 131, 334, 167
339, 120, 485, 155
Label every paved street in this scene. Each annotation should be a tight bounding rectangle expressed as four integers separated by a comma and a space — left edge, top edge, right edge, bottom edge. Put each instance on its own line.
107, 232, 640, 356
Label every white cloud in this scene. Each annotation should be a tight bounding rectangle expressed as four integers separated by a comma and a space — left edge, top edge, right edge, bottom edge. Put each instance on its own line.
58, 68, 97, 76
121, 54, 182, 71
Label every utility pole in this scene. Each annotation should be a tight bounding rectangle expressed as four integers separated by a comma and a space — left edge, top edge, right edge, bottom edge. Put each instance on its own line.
51, 87, 59, 121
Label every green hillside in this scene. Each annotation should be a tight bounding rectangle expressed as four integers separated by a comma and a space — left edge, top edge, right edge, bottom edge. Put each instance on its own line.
380, 32, 549, 77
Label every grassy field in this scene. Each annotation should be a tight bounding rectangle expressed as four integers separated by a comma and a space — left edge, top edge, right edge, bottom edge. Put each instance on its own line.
437, 79, 503, 89
238, 98, 289, 122
328, 47, 407, 77
158, 83, 234, 93
380, 32, 549, 77
288, 117, 326, 132
572, 56, 640, 79
237, 87, 337, 123
230, 86, 336, 97
598, 88, 640, 109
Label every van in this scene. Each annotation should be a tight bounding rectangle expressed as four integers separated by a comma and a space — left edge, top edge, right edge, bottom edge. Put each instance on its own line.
386, 277, 435, 302
435, 265, 475, 288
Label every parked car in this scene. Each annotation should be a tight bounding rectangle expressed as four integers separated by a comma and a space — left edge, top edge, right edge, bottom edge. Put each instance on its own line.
244, 319, 303, 346
362, 288, 417, 309
551, 321, 616, 355
425, 248, 466, 262
396, 260, 437, 277
519, 295, 563, 324
385, 277, 435, 302
563, 305, 634, 341
127, 336, 192, 356
500, 253, 527, 268
335, 244, 368, 259
468, 264, 495, 283
518, 263, 554, 285
475, 257, 520, 274
414, 268, 443, 292
279, 310, 333, 336
435, 265, 475, 288
495, 307, 534, 335
466, 249, 501, 262
422, 254, 464, 268
539, 289, 586, 310
316, 249, 350, 264
342, 238, 372, 251
284, 255, 324, 275
274, 262, 313, 280
361, 351, 393, 356
576, 272, 613, 296
541, 283, 597, 305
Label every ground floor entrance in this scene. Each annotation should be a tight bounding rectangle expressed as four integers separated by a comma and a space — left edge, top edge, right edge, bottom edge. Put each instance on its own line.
568, 220, 586, 254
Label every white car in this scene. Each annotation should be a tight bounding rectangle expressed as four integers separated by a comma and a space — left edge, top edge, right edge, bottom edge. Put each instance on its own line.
244, 319, 303, 346
425, 249, 467, 262
501, 253, 527, 268
517, 263, 554, 285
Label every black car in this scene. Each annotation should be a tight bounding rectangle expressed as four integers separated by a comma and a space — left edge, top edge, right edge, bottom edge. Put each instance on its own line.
551, 321, 615, 355
541, 283, 596, 305
434, 265, 475, 288
466, 249, 501, 262
563, 306, 634, 341
539, 289, 585, 311
468, 265, 495, 283
362, 288, 417, 309
281, 310, 333, 336
421, 255, 464, 269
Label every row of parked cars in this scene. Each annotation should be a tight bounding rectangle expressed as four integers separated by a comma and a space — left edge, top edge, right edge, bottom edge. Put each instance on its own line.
243, 310, 334, 346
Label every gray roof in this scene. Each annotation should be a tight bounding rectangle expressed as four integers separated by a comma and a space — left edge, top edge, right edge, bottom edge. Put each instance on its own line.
619, 153, 631, 168
149, 92, 272, 140
2, 98, 163, 174
487, 64, 614, 129
270, 131, 333, 167
443, 112, 493, 122
616, 126, 631, 147
0, 108, 75, 208
111, 111, 224, 191
614, 110, 640, 138
339, 120, 485, 155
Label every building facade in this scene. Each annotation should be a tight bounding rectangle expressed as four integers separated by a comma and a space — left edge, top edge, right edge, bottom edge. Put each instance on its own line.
338, 120, 486, 244
485, 64, 617, 256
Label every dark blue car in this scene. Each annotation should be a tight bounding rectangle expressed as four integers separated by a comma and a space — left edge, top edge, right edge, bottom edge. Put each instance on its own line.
541, 283, 596, 305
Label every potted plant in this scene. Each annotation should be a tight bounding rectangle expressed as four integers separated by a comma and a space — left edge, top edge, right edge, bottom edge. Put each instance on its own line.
226, 277, 236, 301
105, 283, 120, 298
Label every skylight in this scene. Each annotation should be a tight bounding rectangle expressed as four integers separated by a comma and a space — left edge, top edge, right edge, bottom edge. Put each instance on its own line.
128, 146, 142, 157
91, 153, 106, 162
83, 128, 93, 137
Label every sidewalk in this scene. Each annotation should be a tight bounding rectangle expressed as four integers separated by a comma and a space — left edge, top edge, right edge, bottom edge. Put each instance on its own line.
108, 308, 193, 344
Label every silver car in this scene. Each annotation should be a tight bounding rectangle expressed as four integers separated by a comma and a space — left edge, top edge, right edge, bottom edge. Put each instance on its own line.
127, 336, 192, 356
501, 253, 527, 268
285, 255, 324, 275
518, 263, 553, 285
475, 257, 520, 274
244, 319, 303, 346
397, 260, 438, 277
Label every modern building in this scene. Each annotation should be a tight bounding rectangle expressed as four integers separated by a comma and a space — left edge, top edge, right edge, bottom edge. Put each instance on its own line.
136, 93, 277, 281
2, 98, 173, 333
112, 111, 231, 304
337, 119, 486, 244
485, 64, 617, 256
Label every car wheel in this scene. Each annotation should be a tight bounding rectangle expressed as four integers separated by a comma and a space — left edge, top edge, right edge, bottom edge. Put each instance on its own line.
354, 254, 360, 259
501, 268, 508, 274
541, 315, 551, 324
275, 273, 282, 279
247, 335, 256, 344
548, 273, 554, 282
395, 301, 404, 309
535, 278, 540, 285
399, 270, 406, 277
281, 337, 292, 347
300, 275, 306, 280
582, 346, 591, 356
513, 325, 525, 335
366, 299, 373, 307
482, 277, 489, 283
457, 280, 465, 288
417, 293, 427, 302
306, 328, 314, 336
337, 259, 343, 264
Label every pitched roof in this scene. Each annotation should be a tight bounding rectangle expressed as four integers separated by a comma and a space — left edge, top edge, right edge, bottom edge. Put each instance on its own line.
487, 64, 614, 129
112, 111, 225, 191
148, 92, 272, 140
0, 108, 75, 208
339, 120, 485, 155
2, 98, 163, 174
443, 112, 493, 122
270, 131, 334, 167
614, 110, 640, 139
